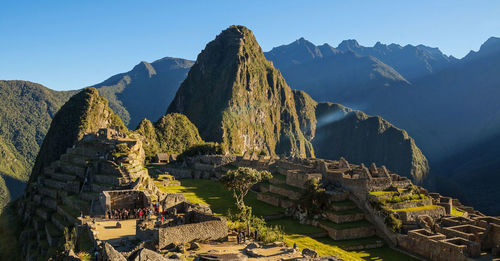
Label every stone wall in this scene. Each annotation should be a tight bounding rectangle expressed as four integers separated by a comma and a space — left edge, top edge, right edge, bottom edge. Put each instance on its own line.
158, 217, 227, 248
268, 185, 301, 200
100, 190, 151, 211
397, 206, 446, 223
319, 223, 375, 240
398, 230, 470, 261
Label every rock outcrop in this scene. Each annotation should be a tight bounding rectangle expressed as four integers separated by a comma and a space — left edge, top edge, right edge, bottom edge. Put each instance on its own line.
167, 25, 313, 158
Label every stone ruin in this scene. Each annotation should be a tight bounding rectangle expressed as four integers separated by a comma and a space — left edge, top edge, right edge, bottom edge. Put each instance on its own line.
137, 203, 228, 249
164, 153, 500, 260
100, 189, 152, 211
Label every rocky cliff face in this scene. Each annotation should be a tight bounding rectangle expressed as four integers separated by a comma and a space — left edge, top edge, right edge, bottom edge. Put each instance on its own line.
29, 88, 127, 183
135, 113, 203, 158
312, 102, 429, 182
167, 25, 313, 157
292, 90, 428, 182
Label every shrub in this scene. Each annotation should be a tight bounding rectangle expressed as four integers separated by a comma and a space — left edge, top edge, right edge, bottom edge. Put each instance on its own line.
385, 213, 402, 233
227, 207, 283, 244
300, 178, 328, 216
177, 142, 222, 161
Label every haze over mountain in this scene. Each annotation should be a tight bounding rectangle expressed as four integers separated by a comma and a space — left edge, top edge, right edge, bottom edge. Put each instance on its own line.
167, 25, 427, 180
266, 36, 500, 215
0, 32, 499, 215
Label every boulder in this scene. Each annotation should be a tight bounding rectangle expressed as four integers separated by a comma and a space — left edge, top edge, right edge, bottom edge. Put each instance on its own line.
129, 248, 172, 261
102, 242, 126, 261
270, 241, 286, 247
302, 248, 319, 258
189, 242, 201, 250
196, 252, 248, 261
244, 242, 260, 249
245, 248, 263, 258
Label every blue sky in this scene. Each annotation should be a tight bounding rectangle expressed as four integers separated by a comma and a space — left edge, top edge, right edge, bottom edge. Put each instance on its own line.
1, 0, 499, 91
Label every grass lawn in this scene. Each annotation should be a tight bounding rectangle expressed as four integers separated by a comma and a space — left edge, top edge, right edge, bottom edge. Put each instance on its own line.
353, 246, 419, 261
392, 205, 443, 212
271, 182, 304, 193
157, 178, 417, 261
320, 219, 373, 230
451, 207, 465, 216
317, 236, 383, 248
267, 217, 324, 234
155, 179, 283, 217
282, 233, 364, 261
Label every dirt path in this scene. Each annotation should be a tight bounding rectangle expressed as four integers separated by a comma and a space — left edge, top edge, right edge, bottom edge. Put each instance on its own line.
94, 219, 137, 241
189, 235, 302, 260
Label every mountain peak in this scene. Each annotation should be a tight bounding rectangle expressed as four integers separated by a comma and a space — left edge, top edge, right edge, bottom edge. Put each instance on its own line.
338, 39, 361, 50
168, 26, 313, 157
464, 36, 500, 60
132, 61, 157, 78
479, 36, 500, 53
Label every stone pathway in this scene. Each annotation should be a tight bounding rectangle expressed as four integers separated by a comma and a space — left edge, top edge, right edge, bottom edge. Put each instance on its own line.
94, 219, 137, 241
189, 236, 302, 260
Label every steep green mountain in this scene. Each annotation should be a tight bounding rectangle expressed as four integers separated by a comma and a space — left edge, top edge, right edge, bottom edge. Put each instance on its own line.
167, 26, 427, 180
30, 87, 127, 182
94, 57, 194, 129
167, 25, 314, 157
135, 113, 203, 158
0, 81, 75, 210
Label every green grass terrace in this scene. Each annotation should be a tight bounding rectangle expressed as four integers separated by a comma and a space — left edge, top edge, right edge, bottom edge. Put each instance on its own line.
155, 178, 418, 261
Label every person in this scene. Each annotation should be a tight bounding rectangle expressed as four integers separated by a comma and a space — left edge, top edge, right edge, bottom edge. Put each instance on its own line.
237, 231, 241, 244
293, 242, 298, 250
254, 229, 259, 241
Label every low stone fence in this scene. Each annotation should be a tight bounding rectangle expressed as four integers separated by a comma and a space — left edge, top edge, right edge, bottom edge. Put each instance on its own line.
319, 223, 375, 240
158, 217, 228, 248
269, 185, 301, 200
326, 212, 365, 223
396, 206, 446, 223
387, 199, 433, 210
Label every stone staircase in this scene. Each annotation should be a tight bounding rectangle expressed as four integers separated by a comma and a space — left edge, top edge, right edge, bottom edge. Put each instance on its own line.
20, 135, 148, 259
256, 172, 383, 250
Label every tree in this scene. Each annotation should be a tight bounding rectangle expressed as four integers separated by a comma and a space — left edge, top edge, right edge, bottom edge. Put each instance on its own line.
300, 178, 328, 216
220, 167, 272, 209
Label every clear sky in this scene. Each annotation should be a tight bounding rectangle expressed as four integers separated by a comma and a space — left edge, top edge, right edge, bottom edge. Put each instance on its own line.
1, 0, 499, 91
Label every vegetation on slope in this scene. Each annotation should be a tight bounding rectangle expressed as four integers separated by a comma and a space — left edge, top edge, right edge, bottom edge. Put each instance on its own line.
312, 102, 429, 182
167, 25, 314, 158
0, 80, 74, 210
135, 113, 203, 158
94, 57, 194, 129
30, 87, 127, 182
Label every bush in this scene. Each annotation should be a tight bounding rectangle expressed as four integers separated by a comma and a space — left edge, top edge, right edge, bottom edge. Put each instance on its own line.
177, 142, 222, 161
227, 207, 283, 244
385, 213, 402, 233
300, 178, 328, 216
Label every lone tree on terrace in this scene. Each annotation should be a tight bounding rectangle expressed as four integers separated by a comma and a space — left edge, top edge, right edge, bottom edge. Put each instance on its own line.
220, 167, 272, 210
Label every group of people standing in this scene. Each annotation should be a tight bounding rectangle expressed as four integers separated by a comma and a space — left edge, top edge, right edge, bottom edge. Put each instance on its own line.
236, 229, 259, 244
106, 207, 153, 220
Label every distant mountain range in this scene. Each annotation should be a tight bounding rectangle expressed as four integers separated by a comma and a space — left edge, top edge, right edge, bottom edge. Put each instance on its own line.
265, 36, 500, 214
0, 34, 499, 215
